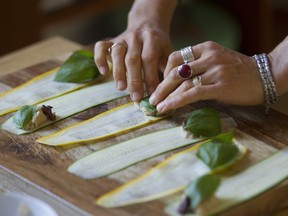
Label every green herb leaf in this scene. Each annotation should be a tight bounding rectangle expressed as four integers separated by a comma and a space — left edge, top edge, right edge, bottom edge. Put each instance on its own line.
139, 97, 158, 116
212, 130, 234, 144
185, 174, 221, 209
183, 108, 221, 137
138, 97, 175, 117
13, 105, 37, 129
196, 131, 239, 170
54, 50, 99, 83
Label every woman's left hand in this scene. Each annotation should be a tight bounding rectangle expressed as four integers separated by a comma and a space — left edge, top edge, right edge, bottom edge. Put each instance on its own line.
149, 41, 264, 113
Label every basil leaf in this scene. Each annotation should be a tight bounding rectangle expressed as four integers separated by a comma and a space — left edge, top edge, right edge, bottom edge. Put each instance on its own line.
139, 97, 158, 116
212, 130, 233, 144
196, 131, 239, 170
185, 174, 221, 209
138, 97, 175, 117
13, 105, 37, 129
54, 50, 99, 83
183, 108, 221, 137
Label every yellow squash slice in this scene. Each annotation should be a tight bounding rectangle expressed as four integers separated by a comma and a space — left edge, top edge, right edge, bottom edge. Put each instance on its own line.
96, 138, 247, 208
0, 67, 88, 116
68, 126, 203, 179
36, 102, 171, 146
165, 147, 288, 216
1, 80, 129, 135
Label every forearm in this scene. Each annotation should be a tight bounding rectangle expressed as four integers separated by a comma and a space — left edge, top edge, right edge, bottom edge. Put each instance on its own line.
127, 0, 178, 32
269, 36, 288, 96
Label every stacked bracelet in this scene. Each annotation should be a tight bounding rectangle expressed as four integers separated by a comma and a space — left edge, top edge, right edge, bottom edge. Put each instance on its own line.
252, 53, 278, 114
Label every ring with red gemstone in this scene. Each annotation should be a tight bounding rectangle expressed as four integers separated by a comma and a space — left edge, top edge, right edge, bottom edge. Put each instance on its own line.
177, 64, 193, 80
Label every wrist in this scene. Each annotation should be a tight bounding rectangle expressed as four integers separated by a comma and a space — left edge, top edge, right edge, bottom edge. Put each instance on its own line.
269, 36, 288, 96
127, 17, 168, 34
127, 0, 177, 32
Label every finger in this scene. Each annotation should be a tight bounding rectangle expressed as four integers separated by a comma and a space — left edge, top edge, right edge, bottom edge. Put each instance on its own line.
94, 41, 113, 75
163, 51, 183, 78
149, 58, 207, 106
125, 37, 143, 102
110, 42, 128, 91
141, 37, 160, 95
166, 73, 208, 99
149, 65, 187, 105
156, 84, 217, 113
164, 45, 204, 78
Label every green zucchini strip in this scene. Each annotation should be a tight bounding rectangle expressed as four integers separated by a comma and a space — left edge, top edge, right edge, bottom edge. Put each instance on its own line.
1, 80, 129, 135
165, 147, 288, 216
68, 126, 203, 179
36, 102, 170, 146
0, 67, 88, 116
96, 140, 247, 208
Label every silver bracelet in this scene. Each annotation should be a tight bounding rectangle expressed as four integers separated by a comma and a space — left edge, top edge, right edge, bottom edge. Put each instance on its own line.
252, 53, 278, 114
259, 53, 278, 104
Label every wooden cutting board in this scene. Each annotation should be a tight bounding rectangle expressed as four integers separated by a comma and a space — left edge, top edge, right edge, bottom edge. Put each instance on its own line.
1, 56, 288, 216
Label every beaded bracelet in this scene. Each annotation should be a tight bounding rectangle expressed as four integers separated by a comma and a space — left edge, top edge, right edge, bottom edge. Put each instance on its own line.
252, 53, 278, 114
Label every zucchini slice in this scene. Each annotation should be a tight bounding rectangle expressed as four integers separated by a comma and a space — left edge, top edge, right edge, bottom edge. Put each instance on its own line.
95, 139, 247, 208
1, 80, 129, 135
0, 67, 88, 116
68, 126, 203, 179
165, 147, 288, 216
36, 102, 170, 146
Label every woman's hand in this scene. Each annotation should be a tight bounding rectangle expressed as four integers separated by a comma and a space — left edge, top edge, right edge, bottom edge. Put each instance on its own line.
149, 41, 264, 113
94, 0, 177, 102
94, 24, 172, 102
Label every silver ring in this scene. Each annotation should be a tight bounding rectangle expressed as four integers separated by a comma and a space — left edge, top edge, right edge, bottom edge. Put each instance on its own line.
192, 76, 202, 87
108, 43, 127, 54
180, 46, 195, 64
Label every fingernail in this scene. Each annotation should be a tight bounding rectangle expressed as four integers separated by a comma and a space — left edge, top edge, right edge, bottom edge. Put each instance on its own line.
99, 66, 107, 75
117, 80, 125, 90
157, 102, 165, 113
131, 92, 141, 102
149, 94, 156, 105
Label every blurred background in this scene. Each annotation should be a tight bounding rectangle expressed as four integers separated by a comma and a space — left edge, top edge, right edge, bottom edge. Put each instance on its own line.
1, 0, 288, 57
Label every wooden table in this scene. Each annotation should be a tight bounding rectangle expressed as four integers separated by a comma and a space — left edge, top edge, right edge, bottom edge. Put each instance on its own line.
0, 36, 90, 216
1, 36, 288, 216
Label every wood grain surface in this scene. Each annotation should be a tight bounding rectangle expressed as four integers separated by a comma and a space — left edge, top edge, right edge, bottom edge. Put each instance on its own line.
1, 58, 288, 216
